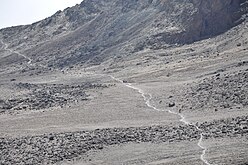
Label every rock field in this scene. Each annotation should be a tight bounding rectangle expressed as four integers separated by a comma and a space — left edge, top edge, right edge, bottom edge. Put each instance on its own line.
0, 115, 247, 164
0, 82, 108, 113
0, 0, 248, 164
182, 69, 248, 112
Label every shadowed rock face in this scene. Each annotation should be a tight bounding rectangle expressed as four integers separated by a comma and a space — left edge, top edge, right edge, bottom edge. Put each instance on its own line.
188, 0, 244, 39
0, 0, 247, 67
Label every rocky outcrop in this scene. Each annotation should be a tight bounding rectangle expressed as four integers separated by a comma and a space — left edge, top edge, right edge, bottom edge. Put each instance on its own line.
142, 0, 246, 45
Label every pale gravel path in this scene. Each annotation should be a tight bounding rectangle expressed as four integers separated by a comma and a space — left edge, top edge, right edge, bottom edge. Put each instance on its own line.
0, 39, 32, 64
0, 40, 213, 164
109, 75, 212, 165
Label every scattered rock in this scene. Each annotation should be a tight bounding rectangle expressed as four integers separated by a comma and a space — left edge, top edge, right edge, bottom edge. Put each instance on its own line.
0, 82, 108, 113
183, 69, 248, 111
1, 115, 247, 165
169, 102, 175, 107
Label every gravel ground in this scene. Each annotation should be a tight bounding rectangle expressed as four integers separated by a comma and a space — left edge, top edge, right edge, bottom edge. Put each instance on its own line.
200, 115, 248, 139
0, 115, 247, 165
182, 69, 248, 112
0, 82, 109, 113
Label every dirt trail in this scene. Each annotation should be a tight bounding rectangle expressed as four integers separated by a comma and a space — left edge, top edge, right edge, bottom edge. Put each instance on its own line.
109, 75, 212, 165
0, 39, 32, 64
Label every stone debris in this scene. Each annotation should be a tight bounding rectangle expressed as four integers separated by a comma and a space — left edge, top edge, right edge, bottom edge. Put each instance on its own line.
200, 115, 248, 139
1, 115, 247, 165
0, 82, 108, 113
183, 69, 248, 111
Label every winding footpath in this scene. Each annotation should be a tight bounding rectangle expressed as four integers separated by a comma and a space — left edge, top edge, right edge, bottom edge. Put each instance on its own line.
109, 75, 212, 165
0, 38, 212, 163
0, 39, 32, 64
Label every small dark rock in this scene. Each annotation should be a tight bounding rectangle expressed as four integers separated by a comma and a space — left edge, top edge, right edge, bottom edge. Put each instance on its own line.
169, 102, 175, 107
49, 136, 55, 141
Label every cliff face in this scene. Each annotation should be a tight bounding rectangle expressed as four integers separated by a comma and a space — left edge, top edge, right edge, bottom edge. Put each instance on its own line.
0, 0, 247, 67
144, 0, 245, 45
184, 0, 244, 41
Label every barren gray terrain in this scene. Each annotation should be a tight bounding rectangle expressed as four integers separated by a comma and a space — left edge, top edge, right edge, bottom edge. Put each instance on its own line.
0, 0, 248, 165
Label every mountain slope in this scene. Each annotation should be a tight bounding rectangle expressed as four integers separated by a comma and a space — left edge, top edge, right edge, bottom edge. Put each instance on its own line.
0, 0, 247, 69
1, 1, 248, 165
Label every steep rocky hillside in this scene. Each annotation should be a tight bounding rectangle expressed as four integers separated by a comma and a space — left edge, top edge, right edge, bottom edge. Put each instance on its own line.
0, 0, 247, 68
